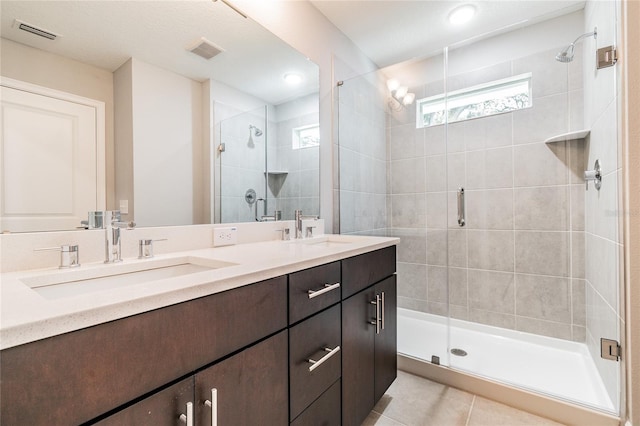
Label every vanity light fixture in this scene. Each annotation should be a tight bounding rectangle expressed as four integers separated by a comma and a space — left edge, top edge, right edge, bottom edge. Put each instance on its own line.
386, 79, 415, 111
284, 73, 303, 85
448, 4, 476, 26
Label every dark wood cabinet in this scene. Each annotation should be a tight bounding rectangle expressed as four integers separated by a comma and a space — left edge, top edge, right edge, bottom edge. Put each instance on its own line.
195, 330, 289, 426
341, 248, 397, 426
1, 244, 397, 426
94, 378, 195, 426
289, 261, 341, 324
0, 276, 287, 426
341, 285, 376, 426
289, 304, 342, 421
341, 246, 396, 299
290, 379, 341, 426
374, 276, 398, 402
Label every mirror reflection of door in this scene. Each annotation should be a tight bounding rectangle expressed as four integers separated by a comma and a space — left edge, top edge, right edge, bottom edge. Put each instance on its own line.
0, 80, 105, 232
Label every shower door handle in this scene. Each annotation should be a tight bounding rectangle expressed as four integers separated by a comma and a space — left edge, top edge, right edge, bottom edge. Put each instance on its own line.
457, 187, 465, 227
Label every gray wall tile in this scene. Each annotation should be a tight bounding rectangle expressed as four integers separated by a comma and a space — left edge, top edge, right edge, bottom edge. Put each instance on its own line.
515, 274, 571, 323
515, 231, 569, 276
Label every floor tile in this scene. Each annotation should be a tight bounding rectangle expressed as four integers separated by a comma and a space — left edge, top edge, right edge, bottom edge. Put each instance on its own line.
466, 396, 565, 426
368, 371, 566, 426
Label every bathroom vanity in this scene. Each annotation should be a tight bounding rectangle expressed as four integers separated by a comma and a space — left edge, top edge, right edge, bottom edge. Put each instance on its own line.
0, 235, 397, 425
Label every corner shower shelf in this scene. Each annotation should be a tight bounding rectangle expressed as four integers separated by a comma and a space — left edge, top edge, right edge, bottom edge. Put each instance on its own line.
264, 171, 288, 176
544, 129, 590, 144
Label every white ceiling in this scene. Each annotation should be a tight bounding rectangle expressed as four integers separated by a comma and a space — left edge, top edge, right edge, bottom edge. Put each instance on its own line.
0, 1, 319, 105
310, 0, 585, 68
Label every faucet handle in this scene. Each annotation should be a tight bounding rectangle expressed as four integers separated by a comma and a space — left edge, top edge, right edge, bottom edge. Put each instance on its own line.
35, 245, 80, 268
138, 238, 167, 259
275, 228, 291, 241
305, 225, 317, 239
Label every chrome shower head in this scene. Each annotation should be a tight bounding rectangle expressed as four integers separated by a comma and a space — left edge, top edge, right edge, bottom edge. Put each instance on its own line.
249, 125, 263, 137
555, 44, 576, 62
555, 27, 597, 63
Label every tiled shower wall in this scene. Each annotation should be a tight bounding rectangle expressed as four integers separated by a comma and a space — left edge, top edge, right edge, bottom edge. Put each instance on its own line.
338, 73, 388, 235
272, 95, 320, 220
389, 46, 588, 342
218, 105, 267, 223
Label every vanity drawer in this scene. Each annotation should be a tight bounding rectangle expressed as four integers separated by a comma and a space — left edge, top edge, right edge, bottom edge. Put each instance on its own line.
290, 379, 341, 426
342, 246, 396, 299
289, 261, 341, 324
289, 304, 341, 420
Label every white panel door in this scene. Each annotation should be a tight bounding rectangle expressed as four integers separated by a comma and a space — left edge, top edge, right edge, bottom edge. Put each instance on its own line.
0, 85, 99, 232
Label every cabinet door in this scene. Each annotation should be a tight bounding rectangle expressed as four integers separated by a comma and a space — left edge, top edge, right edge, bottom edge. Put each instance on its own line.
374, 275, 397, 402
195, 330, 288, 426
341, 287, 376, 426
94, 377, 194, 426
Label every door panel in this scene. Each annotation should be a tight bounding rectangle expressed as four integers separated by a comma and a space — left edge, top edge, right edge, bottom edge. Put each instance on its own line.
0, 85, 100, 232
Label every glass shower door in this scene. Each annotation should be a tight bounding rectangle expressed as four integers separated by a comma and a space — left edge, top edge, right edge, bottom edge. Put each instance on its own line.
336, 58, 452, 368
442, 3, 621, 414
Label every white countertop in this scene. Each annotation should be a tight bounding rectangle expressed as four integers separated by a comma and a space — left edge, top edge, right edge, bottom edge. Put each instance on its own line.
0, 235, 398, 350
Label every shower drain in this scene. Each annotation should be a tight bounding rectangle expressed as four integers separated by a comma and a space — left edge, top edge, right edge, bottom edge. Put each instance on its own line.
450, 348, 468, 357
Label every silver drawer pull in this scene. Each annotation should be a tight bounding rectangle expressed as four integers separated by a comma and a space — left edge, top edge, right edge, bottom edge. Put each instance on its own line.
204, 388, 217, 426
179, 402, 193, 426
381, 291, 386, 330
307, 282, 340, 299
369, 294, 381, 334
307, 346, 341, 372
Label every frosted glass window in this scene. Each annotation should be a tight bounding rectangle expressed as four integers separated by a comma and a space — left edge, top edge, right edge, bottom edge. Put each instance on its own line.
293, 124, 320, 149
417, 73, 532, 128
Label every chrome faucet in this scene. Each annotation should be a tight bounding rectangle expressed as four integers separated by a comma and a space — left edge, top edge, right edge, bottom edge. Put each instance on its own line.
294, 209, 318, 239
104, 210, 135, 263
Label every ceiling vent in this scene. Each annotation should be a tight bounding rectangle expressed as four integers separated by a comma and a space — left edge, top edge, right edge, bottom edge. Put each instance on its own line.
187, 37, 225, 60
14, 19, 59, 40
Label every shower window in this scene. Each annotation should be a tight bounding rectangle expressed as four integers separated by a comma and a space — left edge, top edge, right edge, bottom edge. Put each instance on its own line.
292, 124, 320, 149
416, 72, 532, 128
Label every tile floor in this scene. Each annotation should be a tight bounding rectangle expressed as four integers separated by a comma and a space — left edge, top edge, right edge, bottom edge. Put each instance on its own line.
364, 371, 565, 426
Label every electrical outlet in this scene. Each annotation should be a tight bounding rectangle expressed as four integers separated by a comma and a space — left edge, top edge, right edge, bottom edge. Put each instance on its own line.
213, 227, 237, 247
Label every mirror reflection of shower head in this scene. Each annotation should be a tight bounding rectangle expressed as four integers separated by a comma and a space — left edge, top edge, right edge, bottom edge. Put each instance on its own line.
555, 27, 597, 63
249, 125, 263, 137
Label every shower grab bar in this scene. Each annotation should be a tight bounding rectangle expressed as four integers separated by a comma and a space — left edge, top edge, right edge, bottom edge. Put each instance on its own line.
457, 187, 465, 227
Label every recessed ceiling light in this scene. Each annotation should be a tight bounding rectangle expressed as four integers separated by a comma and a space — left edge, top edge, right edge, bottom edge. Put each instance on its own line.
283, 73, 302, 85
448, 4, 476, 26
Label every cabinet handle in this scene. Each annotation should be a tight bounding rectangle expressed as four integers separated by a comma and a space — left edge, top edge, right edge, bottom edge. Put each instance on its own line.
307, 282, 340, 299
179, 402, 193, 426
204, 388, 217, 426
307, 346, 341, 372
381, 291, 386, 331
369, 295, 381, 334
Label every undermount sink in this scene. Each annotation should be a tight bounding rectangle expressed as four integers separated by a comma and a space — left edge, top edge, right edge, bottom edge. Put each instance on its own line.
293, 235, 357, 248
21, 256, 237, 300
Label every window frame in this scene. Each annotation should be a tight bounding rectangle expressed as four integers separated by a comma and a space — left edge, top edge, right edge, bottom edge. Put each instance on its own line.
416, 72, 533, 129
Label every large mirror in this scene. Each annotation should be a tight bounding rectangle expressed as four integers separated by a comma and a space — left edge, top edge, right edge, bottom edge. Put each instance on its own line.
0, 0, 320, 232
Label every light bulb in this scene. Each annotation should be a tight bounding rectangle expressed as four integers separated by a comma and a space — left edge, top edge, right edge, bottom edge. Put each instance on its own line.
387, 79, 400, 92
402, 93, 416, 105
283, 73, 302, 85
449, 5, 476, 26
395, 86, 408, 99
